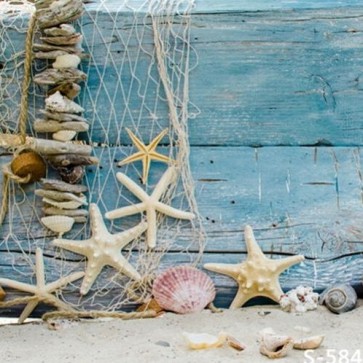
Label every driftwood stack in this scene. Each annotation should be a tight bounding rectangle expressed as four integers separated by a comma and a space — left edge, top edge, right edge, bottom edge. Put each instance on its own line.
31, 0, 98, 234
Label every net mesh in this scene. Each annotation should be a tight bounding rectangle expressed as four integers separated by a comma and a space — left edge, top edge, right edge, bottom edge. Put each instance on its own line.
0, 0, 204, 313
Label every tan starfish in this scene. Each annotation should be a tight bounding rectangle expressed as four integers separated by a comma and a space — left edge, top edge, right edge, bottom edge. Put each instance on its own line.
53, 203, 147, 295
118, 128, 172, 184
0, 248, 84, 323
106, 166, 195, 249
204, 225, 305, 309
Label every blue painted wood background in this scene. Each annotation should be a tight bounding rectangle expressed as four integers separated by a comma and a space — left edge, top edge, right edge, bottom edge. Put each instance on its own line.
1, 0, 363, 314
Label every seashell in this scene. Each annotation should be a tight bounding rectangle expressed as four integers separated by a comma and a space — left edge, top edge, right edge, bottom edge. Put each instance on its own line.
43, 206, 88, 217
52, 54, 81, 69
40, 110, 87, 123
226, 335, 246, 351
42, 197, 84, 210
280, 286, 319, 313
46, 154, 99, 167
10, 151, 46, 183
293, 335, 324, 350
34, 68, 87, 86
41, 34, 82, 46
34, 120, 88, 133
182, 332, 227, 350
52, 130, 77, 142
259, 329, 294, 359
48, 83, 81, 99
0, 285, 5, 301
43, 24, 76, 36
45, 92, 84, 114
152, 266, 216, 314
319, 284, 357, 314
41, 215, 75, 237
58, 165, 85, 184
41, 178, 88, 193
35, 189, 87, 205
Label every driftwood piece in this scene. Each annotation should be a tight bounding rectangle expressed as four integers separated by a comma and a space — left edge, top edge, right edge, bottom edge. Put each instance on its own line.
43, 206, 89, 217
28, 137, 92, 155
48, 83, 81, 99
41, 178, 88, 193
34, 68, 87, 86
34, 120, 89, 133
40, 110, 87, 123
46, 154, 99, 167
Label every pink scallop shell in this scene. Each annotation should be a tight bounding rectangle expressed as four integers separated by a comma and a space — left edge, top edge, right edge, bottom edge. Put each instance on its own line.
152, 266, 216, 314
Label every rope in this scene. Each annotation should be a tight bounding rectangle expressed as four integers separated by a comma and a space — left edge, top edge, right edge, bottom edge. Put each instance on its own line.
0, 296, 38, 308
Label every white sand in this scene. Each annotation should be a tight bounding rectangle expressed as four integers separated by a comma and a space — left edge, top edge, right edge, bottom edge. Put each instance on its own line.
0, 304, 362, 363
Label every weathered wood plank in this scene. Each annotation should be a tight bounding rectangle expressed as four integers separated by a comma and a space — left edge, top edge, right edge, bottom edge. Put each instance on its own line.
2, 146, 363, 259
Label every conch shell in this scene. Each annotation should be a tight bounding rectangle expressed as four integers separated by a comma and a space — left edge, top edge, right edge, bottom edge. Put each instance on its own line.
259, 328, 294, 359
293, 335, 324, 350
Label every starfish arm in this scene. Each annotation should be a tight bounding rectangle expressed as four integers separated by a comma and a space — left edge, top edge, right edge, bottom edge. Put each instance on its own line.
149, 150, 171, 164
244, 225, 266, 259
53, 238, 90, 257
141, 155, 151, 184
35, 248, 45, 288
229, 287, 256, 309
89, 203, 110, 236
203, 263, 241, 281
18, 299, 39, 324
146, 208, 157, 248
274, 255, 305, 274
125, 128, 147, 152
263, 279, 284, 302
46, 271, 85, 292
0, 278, 37, 294
151, 166, 176, 200
115, 221, 148, 248
155, 201, 195, 220
105, 202, 146, 220
80, 261, 104, 295
108, 256, 141, 281
148, 128, 169, 151
116, 172, 149, 201
117, 151, 144, 166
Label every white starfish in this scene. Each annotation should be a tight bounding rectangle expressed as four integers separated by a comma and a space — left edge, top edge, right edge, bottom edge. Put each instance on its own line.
0, 248, 84, 324
53, 203, 147, 295
105, 166, 195, 249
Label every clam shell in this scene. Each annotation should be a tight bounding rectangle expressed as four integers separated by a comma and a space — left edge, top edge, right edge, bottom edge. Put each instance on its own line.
43, 197, 84, 210
41, 215, 75, 236
182, 332, 227, 350
43, 24, 76, 37
293, 335, 324, 350
41, 178, 88, 193
52, 130, 77, 141
45, 92, 84, 113
52, 54, 81, 69
319, 284, 357, 314
152, 266, 216, 314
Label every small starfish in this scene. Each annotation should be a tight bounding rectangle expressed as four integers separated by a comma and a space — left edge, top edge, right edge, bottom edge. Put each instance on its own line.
118, 128, 172, 184
105, 166, 195, 249
0, 248, 84, 324
53, 203, 147, 295
204, 225, 305, 309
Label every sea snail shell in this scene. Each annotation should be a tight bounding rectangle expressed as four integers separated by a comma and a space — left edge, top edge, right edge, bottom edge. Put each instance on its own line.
319, 284, 357, 314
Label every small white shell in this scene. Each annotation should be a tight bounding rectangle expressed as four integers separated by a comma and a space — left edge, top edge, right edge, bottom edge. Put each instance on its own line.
52, 130, 77, 141
41, 215, 75, 236
182, 332, 227, 350
45, 91, 84, 113
152, 266, 216, 314
42, 197, 84, 210
293, 335, 325, 350
53, 54, 81, 69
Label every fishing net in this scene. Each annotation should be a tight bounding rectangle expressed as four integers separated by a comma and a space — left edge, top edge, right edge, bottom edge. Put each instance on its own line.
0, 0, 205, 314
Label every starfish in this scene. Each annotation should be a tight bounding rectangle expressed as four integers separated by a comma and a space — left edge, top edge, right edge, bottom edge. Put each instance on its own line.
118, 128, 172, 184
0, 248, 84, 324
204, 225, 305, 309
53, 203, 147, 295
105, 166, 195, 249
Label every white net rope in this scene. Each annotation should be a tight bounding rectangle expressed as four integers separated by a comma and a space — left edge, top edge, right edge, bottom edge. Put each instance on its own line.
0, 0, 205, 312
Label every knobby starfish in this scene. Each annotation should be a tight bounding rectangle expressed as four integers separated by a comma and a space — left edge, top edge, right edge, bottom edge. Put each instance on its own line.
106, 166, 195, 249
0, 248, 84, 324
118, 128, 172, 184
204, 225, 305, 309
53, 203, 147, 295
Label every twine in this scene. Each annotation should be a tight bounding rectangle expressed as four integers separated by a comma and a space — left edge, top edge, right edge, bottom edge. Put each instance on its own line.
0, 13, 37, 227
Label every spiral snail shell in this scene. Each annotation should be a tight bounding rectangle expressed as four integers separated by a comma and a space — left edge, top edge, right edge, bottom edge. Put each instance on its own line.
319, 284, 357, 314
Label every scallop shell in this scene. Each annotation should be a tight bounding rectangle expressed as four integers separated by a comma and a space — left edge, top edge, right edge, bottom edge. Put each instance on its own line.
152, 266, 216, 314
52, 130, 77, 142
293, 335, 324, 350
319, 284, 357, 314
41, 215, 75, 236
259, 330, 294, 359
42, 197, 84, 210
182, 332, 227, 350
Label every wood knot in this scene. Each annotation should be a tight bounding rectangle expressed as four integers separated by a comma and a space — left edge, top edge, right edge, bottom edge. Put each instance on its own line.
10, 151, 46, 183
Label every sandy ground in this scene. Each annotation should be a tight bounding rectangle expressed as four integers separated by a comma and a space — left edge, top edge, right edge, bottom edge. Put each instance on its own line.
0, 304, 362, 363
